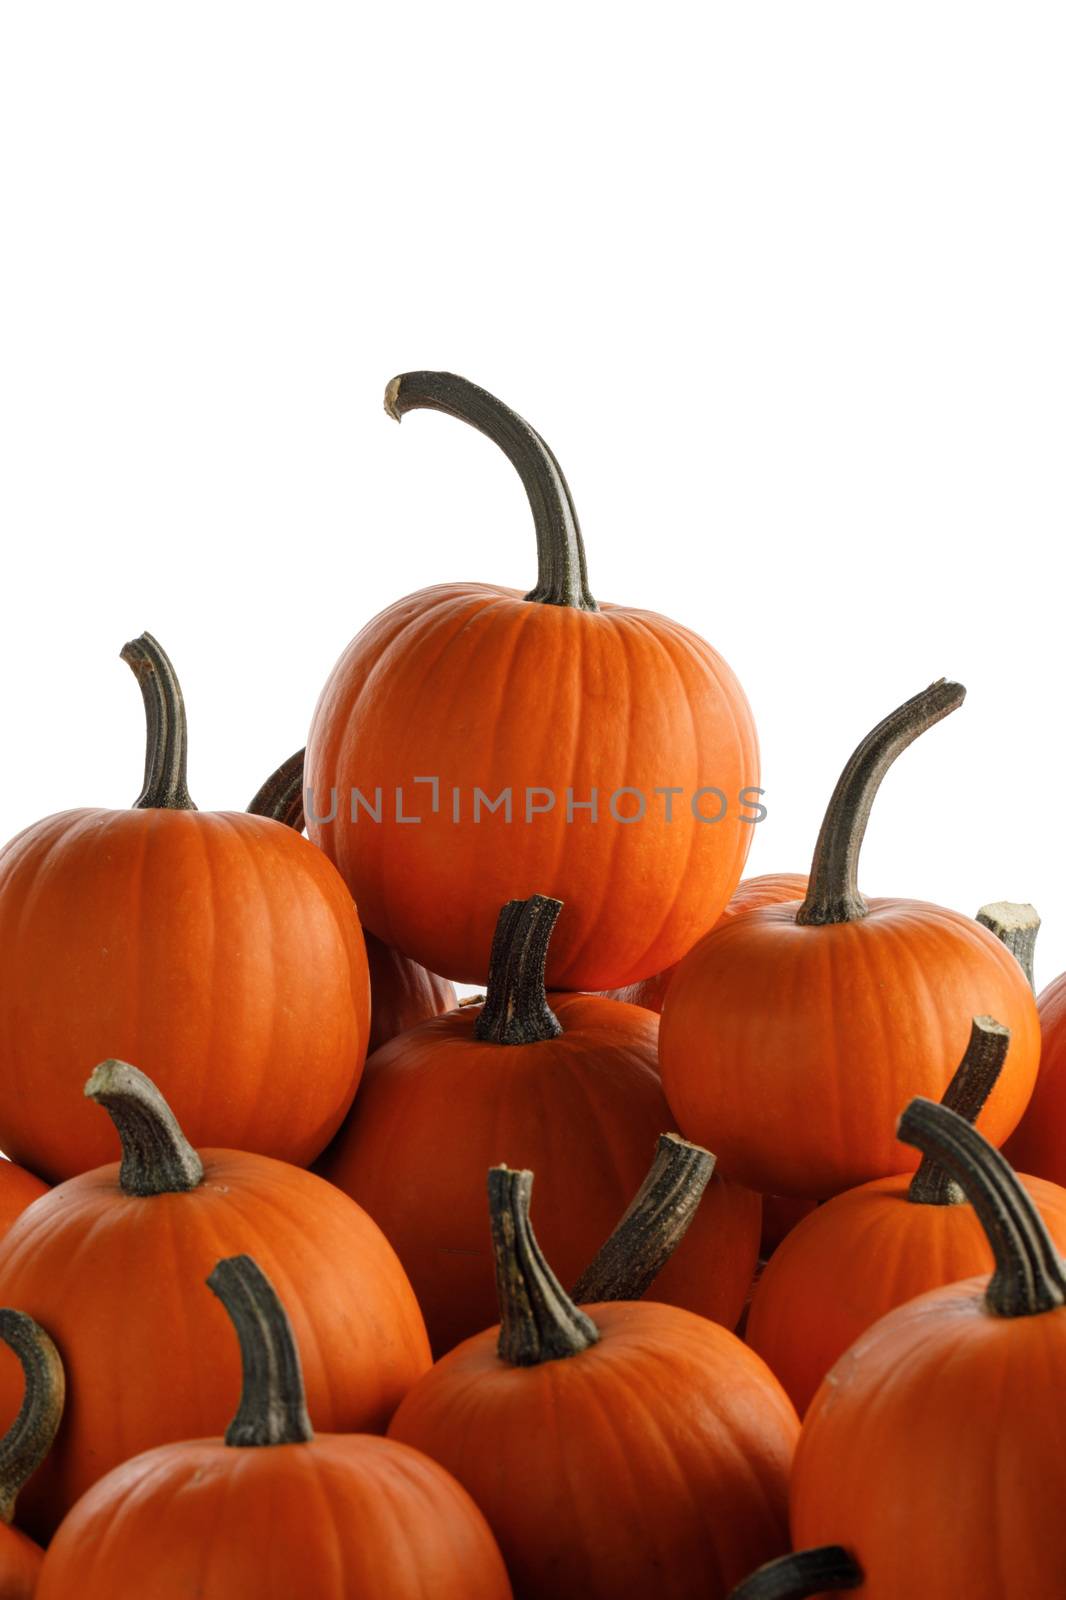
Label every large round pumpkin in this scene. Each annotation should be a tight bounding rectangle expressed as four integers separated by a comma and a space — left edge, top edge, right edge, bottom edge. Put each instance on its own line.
249, 749, 456, 1051
0, 1311, 64, 1599
733, 1099, 1066, 1599
0, 1061, 430, 1537
746, 1016, 1066, 1413
0, 635, 370, 1180
305, 371, 759, 990
36, 1256, 510, 1600
390, 1165, 798, 1599
659, 681, 1040, 1198
320, 894, 761, 1353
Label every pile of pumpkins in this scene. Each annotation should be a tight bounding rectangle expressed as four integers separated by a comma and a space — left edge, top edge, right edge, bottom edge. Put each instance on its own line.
0, 371, 1062, 1598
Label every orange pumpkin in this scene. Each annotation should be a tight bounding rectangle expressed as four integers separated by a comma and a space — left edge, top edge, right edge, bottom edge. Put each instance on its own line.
1004, 970, 1066, 1181
390, 1164, 798, 1599
0, 634, 370, 1180
0, 1166, 47, 1248
0, 1311, 63, 1599
660, 681, 1040, 1198
36, 1256, 511, 1600
601, 873, 809, 1012
733, 1099, 1066, 1599
320, 894, 761, 1353
306, 371, 759, 990
746, 1015, 1066, 1413
249, 750, 456, 1051
0, 1060, 430, 1538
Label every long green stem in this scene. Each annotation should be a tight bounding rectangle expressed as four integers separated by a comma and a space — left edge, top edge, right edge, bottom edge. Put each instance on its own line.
490, 1166, 599, 1366
907, 1016, 1010, 1205
385, 371, 597, 610
474, 895, 564, 1044
0, 1311, 65, 1525
207, 1255, 313, 1447
796, 679, 965, 926
248, 749, 306, 832
120, 632, 197, 810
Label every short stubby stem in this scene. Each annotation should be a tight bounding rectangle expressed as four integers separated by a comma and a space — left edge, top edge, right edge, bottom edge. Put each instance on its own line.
977, 901, 1040, 991
85, 1060, 204, 1197
248, 749, 306, 832
490, 1166, 599, 1367
207, 1255, 313, 1448
907, 1015, 1010, 1206
474, 895, 564, 1045
728, 1547, 863, 1598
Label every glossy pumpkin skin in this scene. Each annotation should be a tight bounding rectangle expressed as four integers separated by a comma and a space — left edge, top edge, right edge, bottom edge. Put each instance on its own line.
390, 1300, 797, 1600
1003, 973, 1066, 1182
306, 587, 758, 990
365, 930, 457, 1053
601, 873, 809, 1013
793, 1278, 1066, 1598
36, 1433, 511, 1600
320, 995, 761, 1353
747, 1169, 1066, 1414
0, 1526, 42, 1600
0, 1152, 431, 1537
659, 900, 1041, 1197
0, 808, 370, 1180
0, 1161, 48, 1243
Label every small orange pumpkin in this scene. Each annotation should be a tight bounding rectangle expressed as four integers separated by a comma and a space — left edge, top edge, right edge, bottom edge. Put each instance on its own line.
1004, 970, 1066, 1182
0, 1311, 63, 1599
36, 1257, 511, 1600
733, 1099, 1066, 1599
0, 1166, 47, 1249
0, 635, 369, 1180
389, 1164, 799, 1599
746, 1015, 1066, 1413
320, 894, 761, 1353
0, 1061, 430, 1537
660, 681, 1040, 1197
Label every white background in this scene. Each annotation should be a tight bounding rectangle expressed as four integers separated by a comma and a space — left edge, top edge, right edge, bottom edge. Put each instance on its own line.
1, 5, 1063, 988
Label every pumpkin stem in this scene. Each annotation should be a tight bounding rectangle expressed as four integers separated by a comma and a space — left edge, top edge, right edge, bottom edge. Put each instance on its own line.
977, 901, 1040, 992
727, 1547, 863, 1598
907, 1016, 1011, 1206
571, 1133, 716, 1303
248, 749, 306, 832
898, 1098, 1066, 1317
0, 1311, 65, 1526
85, 1060, 204, 1197
120, 632, 197, 811
795, 679, 965, 926
490, 1166, 599, 1366
207, 1255, 313, 1447
474, 895, 564, 1044
385, 371, 597, 611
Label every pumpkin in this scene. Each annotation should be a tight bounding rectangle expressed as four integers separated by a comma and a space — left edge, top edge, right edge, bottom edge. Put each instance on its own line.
0, 1060, 430, 1538
305, 370, 759, 990
746, 1014, 1066, 1413
0, 634, 370, 1181
659, 680, 1040, 1197
249, 749, 457, 1050
389, 1164, 799, 1599
0, 1311, 63, 1599
0, 1167, 46, 1248
732, 1098, 1066, 1599
601, 873, 809, 1012
1004, 974, 1066, 1182
36, 1256, 511, 1600
320, 893, 761, 1353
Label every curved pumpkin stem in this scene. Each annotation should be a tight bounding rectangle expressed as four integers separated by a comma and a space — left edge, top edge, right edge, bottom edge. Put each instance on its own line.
795, 679, 965, 926
490, 1166, 599, 1366
898, 1098, 1066, 1317
385, 371, 597, 611
571, 1133, 715, 1303
977, 901, 1040, 992
907, 1016, 1010, 1206
248, 749, 306, 832
120, 632, 197, 811
475, 895, 564, 1045
0, 1311, 65, 1526
85, 1060, 204, 1197
728, 1547, 863, 1598
207, 1255, 313, 1447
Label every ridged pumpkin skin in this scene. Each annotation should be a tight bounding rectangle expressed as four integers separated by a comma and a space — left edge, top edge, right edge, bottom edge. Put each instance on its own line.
0, 808, 370, 1179
659, 900, 1040, 1197
0, 1527, 42, 1600
306, 585, 758, 989
36, 1434, 512, 1600
320, 995, 761, 1353
793, 1277, 1066, 1598
1003, 972, 1066, 1181
0, 1151, 431, 1537
0, 1161, 48, 1242
390, 1300, 798, 1599
365, 930, 457, 1053
601, 873, 808, 1013
747, 1169, 1066, 1413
